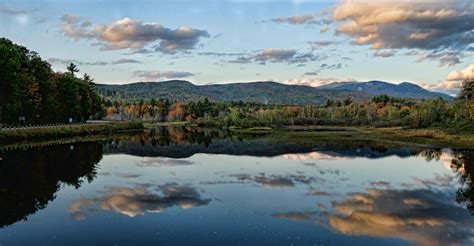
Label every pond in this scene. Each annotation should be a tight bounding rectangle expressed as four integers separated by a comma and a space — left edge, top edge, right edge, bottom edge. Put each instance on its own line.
0, 127, 473, 245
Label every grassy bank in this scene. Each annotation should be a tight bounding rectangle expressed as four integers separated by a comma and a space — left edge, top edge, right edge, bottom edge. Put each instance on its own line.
275, 126, 474, 149
133, 121, 474, 148
0, 122, 144, 145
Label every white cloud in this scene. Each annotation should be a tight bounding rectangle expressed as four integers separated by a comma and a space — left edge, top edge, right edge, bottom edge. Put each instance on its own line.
330, 0, 473, 65
421, 64, 474, 96
60, 15, 210, 53
447, 64, 474, 81
69, 184, 210, 219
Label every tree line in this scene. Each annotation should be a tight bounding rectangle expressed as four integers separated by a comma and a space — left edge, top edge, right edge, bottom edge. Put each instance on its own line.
0, 38, 101, 125
103, 79, 474, 132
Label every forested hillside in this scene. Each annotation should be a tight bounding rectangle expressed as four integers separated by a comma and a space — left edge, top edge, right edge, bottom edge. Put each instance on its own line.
317, 81, 452, 100
95, 80, 371, 105
95, 80, 453, 105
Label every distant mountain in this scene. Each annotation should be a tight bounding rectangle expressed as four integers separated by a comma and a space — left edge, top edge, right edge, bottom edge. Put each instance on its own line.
95, 80, 453, 105
317, 80, 452, 101
95, 80, 371, 105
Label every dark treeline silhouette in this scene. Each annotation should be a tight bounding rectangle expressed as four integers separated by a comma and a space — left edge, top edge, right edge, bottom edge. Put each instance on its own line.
0, 38, 102, 125
0, 142, 102, 228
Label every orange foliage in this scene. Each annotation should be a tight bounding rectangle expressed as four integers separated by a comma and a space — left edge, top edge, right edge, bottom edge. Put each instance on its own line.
168, 103, 185, 121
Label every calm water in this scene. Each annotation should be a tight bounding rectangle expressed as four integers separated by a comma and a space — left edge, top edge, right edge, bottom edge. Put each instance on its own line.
0, 127, 473, 246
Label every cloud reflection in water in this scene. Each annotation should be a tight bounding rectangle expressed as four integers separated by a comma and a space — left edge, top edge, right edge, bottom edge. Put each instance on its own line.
69, 183, 210, 219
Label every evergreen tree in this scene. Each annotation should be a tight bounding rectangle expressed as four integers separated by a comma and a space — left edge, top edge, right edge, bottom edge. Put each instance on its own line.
67, 63, 79, 76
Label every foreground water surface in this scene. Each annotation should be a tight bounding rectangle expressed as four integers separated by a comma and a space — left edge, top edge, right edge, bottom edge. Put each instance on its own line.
1, 127, 473, 245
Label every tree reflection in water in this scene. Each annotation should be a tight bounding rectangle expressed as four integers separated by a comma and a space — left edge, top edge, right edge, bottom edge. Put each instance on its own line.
0, 142, 102, 228
417, 149, 474, 212
451, 151, 474, 212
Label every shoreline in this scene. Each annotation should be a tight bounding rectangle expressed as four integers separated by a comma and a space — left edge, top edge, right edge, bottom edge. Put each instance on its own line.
0, 122, 144, 145
1, 122, 473, 149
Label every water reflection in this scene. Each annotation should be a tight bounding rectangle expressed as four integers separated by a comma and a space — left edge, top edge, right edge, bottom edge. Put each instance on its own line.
326, 187, 473, 246
0, 142, 102, 228
0, 126, 473, 245
229, 173, 319, 188
69, 183, 210, 219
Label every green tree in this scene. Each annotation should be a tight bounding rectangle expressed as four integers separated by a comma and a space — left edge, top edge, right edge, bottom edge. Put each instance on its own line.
0, 38, 23, 123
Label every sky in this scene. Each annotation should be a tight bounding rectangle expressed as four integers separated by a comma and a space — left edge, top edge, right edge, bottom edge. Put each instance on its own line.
0, 0, 473, 95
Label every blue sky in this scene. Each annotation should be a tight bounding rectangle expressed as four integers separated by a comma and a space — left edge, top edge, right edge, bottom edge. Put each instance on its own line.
0, 0, 472, 94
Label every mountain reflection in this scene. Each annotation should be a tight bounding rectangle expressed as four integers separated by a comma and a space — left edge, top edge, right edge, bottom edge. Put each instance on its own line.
0, 142, 102, 228
104, 126, 422, 158
69, 183, 210, 219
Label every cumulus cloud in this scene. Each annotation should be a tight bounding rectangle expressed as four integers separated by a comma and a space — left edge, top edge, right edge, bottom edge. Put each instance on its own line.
132, 70, 194, 81
69, 183, 210, 219
60, 15, 210, 53
228, 49, 323, 65
421, 80, 463, 96
47, 57, 141, 66
447, 64, 474, 81
327, 188, 474, 246
421, 64, 474, 95
283, 77, 355, 88
330, 0, 474, 65
271, 15, 314, 24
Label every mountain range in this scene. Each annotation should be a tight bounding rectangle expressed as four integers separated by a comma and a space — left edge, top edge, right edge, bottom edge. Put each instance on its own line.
95, 80, 452, 105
